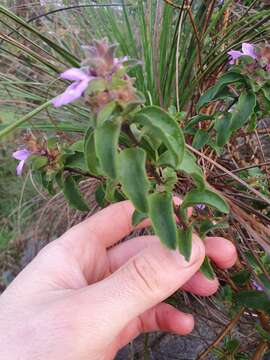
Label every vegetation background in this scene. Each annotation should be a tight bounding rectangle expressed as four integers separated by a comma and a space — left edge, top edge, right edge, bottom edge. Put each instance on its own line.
0, 0, 270, 359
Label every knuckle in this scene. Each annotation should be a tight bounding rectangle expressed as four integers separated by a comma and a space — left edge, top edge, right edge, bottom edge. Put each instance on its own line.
128, 254, 162, 295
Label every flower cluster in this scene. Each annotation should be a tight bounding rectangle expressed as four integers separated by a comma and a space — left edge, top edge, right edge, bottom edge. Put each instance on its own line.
13, 135, 60, 176
52, 39, 137, 112
13, 39, 140, 176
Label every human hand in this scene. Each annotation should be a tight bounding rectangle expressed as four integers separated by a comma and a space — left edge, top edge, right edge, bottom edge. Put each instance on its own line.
0, 201, 237, 360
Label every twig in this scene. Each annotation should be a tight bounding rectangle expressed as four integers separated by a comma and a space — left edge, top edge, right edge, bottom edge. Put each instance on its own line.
211, 161, 270, 178
184, 0, 203, 72
197, 308, 244, 360
163, 0, 189, 10
176, 10, 185, 112
186, 144, 270, 206
64, 167, 102, 181
252, 341, 269, 360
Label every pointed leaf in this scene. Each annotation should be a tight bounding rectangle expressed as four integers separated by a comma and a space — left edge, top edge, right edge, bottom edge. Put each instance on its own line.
63, 176, 89, 212
31, 155, 48, 171
69, 140, 84, 152
192, 129, 209, 149
178, 150, 205, 189
178, 226, 193, 262
95, 183, 107, 208
105, 178, 118, 203
148, 192, 177, 250
200, 256, 215, 280
95, 119, 121, 179
230, 91, 256, 132
65, 152, 88, 172
158, 150, 205, 190
182, 189, 229, 214
132, 210, 148, 227
134, 106, 185, 168
199, 219, 229, 239
184, 115, 213, 134
235, 291, 270, 314
214, 113, 233, 147
97, 101, 117, 126
118, 148, 150, 213
197, 72, 244, 111
84, 127, 100, 176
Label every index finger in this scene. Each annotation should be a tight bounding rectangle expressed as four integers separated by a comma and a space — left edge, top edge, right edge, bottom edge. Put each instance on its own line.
63, 200, 145, 249
62, 196, 189, 250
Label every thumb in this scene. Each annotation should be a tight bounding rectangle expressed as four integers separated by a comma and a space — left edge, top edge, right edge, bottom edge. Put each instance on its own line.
82, 235, 205, 336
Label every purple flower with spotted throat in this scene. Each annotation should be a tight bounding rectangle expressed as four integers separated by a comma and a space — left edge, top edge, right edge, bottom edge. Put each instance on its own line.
12, 149, 31, 176
228, 43, 257, 65
52, 68, 93, 108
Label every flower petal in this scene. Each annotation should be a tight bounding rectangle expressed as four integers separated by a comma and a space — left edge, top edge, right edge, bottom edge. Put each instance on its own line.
114, 56, 129, 66
52, 80, 90, 107
12, 149, 30, 161
228, 50, 243, 61
242, 43, 257, 59
60, 68, 90, 81
16, 160, 25, 176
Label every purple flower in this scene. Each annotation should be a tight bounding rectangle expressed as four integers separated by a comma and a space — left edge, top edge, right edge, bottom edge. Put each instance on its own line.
251, 280, 264, 292
196, 204, 206, 210
12, 149, 31, 176
113, 56, 128, 67
52, 68, 93, 108
228, 43, 257, 65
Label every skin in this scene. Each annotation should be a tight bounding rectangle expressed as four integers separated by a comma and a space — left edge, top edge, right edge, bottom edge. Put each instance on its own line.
0, 201, 237, 360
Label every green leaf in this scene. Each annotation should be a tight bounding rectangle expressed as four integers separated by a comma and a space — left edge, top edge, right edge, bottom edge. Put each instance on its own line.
200, 256, 215, 280
47, 137, 58, 150
199, 219, 229, 239
62, 176, 89, 212
95, 119, 121, 179
97, 101, 117, 126
197, 72, 244, 111
256, 324, 270, 342
192, 129, 209, 149
105, 178, 118, 203
69, 140, 84, 152
226, 338, 240, 354
214, 113, 233, 147
132, 210, 148, 226
148, 192, 177, 250
158, 150, 205, 190
87, 79, 107, 94
231, 270, 251, 287
182, 188, 229, 214
178, 226, 193, 262
118, 148, 150, 213
84, 127, 100, 176
162, 167, 178, 192
31, 155, 48, 171
235, 291, 270, 314
230, 91, 256, 132
95, 183, 107, 208
184, 114, 213, 134
134, 106, 185, 168
65, 152, 88, 172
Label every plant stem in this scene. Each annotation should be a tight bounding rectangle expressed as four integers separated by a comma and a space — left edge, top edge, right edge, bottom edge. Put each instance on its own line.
0, 100, 52, 139
197, 308, 244, 360
143, 333, 149, 360
252, 341, 269, 360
